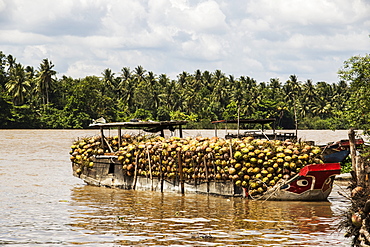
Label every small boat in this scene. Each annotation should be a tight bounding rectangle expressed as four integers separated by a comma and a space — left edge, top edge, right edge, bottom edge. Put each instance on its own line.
71, 121, 341, 201
321, 138, 364, 163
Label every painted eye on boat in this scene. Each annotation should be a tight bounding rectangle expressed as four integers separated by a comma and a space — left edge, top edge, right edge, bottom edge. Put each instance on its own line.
325, 176, 333, 184
297, 179, 309, 186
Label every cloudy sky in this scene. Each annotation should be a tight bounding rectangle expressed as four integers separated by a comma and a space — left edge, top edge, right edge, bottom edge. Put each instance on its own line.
0, 0, 369, 83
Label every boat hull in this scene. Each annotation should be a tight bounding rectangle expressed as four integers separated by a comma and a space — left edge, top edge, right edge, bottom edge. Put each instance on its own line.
72, 157, 340, 201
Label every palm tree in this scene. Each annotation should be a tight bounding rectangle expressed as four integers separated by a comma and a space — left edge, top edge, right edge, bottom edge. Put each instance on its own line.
24, 66, 39, 108
159, 77, 178, 113
237, 76, 260, 117
283, 75, 301, 103
0, 51, 7, 88
267, 78, 282, 101
147, 71, 160, 111
6, 54, 16, 72
210, 70, 228, 119
133, 65, 146, 82
101, 68, 116, 94
5, 63, 30, 105
312, 96, 332, 118
25, 66, 36, 79
300, 79, 317, 117
119, 67, 136, 112
332, 80, 350, 111
37, 58, 56, 106
282, 75, 302, 130
122, 67, 131, 80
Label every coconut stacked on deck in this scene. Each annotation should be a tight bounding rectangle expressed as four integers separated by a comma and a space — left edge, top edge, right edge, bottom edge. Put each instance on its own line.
70, 135, 324, 197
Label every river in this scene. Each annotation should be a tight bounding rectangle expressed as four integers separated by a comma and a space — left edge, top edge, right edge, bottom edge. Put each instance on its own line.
0, 129, 356, 246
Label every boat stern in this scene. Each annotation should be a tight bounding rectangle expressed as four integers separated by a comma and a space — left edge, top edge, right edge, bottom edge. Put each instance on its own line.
265, 163, 341, 201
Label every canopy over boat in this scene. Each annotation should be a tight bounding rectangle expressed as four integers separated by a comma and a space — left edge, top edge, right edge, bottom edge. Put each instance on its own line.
211, 118, 296, 140
89, 120, 188, 137
89, 120, 188, 152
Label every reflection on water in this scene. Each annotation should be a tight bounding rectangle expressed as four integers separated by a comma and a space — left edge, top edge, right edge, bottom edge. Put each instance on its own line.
68, 184, 350, 246
0, 130, 351, 246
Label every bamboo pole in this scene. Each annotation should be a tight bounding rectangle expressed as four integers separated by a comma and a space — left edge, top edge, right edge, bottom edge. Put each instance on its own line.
237, 106, 240, 137
159, 154, 163, 192
294, 98, 298, 139
118, 127, 121, 149
104, 137, 114, 153
100, 127, 105, 150
179, 125, 183, 138
133, 153, 139, 190
193, 157, 197, 186
204, 156, 209, 193
178, 150, 184, 194
147, 150, 153, 191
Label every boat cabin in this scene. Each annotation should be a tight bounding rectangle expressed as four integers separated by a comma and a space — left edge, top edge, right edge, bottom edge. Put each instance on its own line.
211, 118, 296, 141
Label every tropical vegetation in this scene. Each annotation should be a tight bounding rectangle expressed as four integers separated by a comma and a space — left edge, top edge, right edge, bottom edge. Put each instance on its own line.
0, 51, 369, 131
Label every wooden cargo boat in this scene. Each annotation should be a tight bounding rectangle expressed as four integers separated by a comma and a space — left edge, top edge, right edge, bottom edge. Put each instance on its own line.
72, 159, 340, 201
71, 121, 342, 201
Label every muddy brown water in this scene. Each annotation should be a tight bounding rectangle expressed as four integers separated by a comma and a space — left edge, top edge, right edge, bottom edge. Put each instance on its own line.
0, 129, 358, 246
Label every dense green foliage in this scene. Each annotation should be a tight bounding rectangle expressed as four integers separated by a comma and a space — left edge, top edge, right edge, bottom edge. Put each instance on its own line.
0, 51, 369, 130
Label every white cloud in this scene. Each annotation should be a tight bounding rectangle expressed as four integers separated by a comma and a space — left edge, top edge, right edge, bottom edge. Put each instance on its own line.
0, 0, 369, 83
0, 0, 5, 11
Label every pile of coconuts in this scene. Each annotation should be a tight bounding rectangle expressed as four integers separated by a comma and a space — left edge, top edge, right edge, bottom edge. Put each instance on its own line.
70, 134, 324, 197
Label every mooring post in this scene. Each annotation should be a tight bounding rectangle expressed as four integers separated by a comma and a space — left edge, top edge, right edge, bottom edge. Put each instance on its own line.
349, 128, 356, 173
349, 128, 365, 186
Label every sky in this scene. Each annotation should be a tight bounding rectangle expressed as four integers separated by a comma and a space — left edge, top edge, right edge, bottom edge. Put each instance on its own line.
0, 0, 369, 83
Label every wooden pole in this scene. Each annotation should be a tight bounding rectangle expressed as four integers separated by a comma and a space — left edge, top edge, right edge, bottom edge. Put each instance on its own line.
178, 150, 184, 194
349, 128, 357, 180
204, 156, 209, 193
118, 127, 122, 149
349, 128, 365, 186
133, 154, 139, 190
159, 154, 164, 192
356, 155, 365, 187
179, 125, 183, 138
237, 106, 240, 137
147, 150, 153, 191
294, 99, 298, 139
100, 127, 105, 150
104, 137, 114, 153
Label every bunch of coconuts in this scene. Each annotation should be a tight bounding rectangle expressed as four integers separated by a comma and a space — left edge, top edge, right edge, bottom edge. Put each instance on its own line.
70, 135, 324, 197
70, 134, 156, 171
